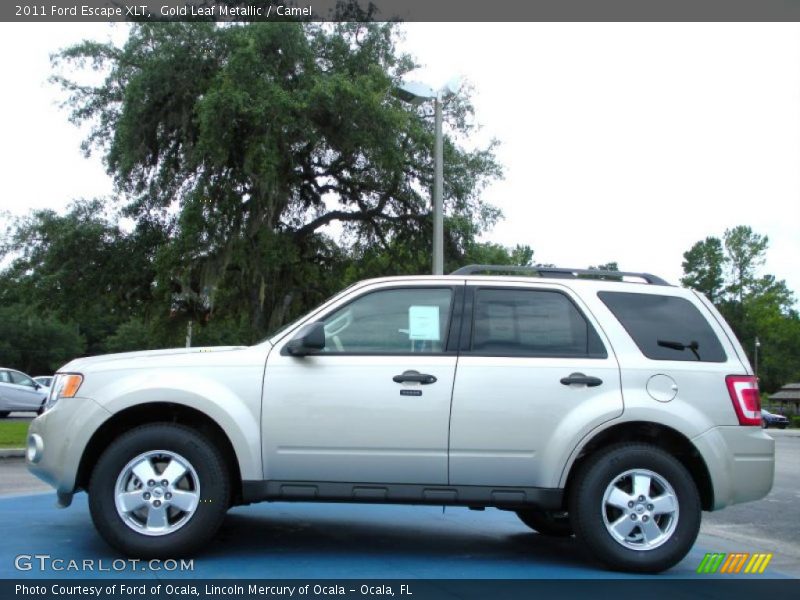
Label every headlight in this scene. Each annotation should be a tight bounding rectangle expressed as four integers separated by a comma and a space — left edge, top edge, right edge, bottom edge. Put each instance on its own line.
47, 373, 83, 408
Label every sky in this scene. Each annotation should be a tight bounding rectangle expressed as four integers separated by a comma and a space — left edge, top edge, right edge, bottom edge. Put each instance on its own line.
0, 22, 798, 296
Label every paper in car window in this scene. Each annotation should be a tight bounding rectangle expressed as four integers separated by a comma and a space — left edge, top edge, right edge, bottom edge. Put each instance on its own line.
408, 306, 441, 341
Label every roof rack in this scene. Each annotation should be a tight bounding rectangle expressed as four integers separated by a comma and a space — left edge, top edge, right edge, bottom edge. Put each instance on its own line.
450, 264, 671, 286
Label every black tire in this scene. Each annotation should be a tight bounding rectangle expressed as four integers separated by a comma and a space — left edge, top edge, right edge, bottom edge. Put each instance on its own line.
516, 509, 573, 537
89, 423, 230, 558
0, 411, 9, 418
568, 443, 701, 573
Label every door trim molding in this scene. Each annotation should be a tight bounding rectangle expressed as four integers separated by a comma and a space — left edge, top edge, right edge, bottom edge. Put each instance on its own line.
241, 480, 563, 509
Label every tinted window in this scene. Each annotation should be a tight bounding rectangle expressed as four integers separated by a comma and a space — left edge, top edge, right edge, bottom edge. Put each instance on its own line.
471, 289, 607, 358
322, 288, 453, 354
598, 292, 726, 362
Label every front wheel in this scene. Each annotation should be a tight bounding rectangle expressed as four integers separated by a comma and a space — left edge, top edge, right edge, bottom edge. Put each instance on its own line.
89, 423, 230, 558
569, 443, 700, 573
0, 411, 9, 418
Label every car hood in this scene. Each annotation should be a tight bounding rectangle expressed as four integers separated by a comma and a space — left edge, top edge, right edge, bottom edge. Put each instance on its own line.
59, 346, 252, 373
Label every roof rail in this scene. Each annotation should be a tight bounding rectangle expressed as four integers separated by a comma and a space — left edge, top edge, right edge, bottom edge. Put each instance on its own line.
450, 264, 671, 286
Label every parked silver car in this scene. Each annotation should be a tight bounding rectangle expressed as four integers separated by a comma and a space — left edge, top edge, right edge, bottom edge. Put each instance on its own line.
0, 368, 48, 416
27, 266, 775, 573
34, 376, 54, 389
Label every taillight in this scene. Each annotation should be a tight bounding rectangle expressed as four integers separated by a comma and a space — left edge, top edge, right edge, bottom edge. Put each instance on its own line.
725, 375, 761, 426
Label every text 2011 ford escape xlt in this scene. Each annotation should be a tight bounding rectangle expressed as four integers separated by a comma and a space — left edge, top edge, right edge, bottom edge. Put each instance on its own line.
27, 265, 774, 573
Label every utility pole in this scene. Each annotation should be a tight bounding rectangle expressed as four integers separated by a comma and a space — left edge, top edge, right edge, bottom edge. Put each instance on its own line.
754, 336, 760, 380
395, 77, 462, 276
433, 94, 444, 275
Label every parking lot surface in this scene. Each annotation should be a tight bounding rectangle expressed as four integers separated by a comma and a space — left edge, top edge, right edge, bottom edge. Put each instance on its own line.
0, 492, 794, 581
1, 430, 797, 581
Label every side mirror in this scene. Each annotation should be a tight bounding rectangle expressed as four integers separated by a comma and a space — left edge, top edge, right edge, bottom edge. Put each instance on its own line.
34, 383, 41, 390
285, 322, 326, 356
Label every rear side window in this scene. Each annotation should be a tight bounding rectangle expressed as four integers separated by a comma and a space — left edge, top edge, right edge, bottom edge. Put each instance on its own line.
598, 292, 726, 362
471, 288, 607, 358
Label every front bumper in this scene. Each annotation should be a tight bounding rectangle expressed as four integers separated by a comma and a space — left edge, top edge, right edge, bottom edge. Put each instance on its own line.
692, 425, 775, 510
26, 396, 112, 506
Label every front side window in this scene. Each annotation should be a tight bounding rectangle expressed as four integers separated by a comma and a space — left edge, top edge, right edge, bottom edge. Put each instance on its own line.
471, 288, 607, 358
598, 291, 726, 362
9, 371, 35, 387
321, 288, 453, 354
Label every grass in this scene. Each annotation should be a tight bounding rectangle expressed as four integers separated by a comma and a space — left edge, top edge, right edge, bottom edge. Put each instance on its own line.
0, 421, 29, 448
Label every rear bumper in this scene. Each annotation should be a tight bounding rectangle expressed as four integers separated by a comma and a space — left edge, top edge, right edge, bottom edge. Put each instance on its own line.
692, 425, 775, 510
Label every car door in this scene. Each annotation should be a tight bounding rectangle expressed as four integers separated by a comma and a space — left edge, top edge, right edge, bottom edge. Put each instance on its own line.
449, 283, 623, 488
263, 283, 462, 485
5, 370, 44, 411
0, 370, 13, 411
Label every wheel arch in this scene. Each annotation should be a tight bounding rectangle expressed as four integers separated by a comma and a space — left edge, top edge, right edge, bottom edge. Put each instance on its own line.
76, 402, 245, 505
561, 421, 714, 511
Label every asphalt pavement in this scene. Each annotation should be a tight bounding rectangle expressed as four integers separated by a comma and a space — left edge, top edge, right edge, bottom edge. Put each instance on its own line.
0, 492, 787, 580
0, 429, 797, 580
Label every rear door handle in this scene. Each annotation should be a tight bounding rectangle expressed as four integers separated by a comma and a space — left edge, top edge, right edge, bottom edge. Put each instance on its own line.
560, 372, 603, 387
393, 370, 437, 385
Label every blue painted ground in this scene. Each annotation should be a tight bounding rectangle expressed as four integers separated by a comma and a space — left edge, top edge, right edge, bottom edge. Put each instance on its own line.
0, 493, 790, 580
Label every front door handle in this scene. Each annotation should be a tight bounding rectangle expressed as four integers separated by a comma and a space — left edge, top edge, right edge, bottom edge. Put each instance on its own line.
560, 372, 603, 387
393, 370, 437, 385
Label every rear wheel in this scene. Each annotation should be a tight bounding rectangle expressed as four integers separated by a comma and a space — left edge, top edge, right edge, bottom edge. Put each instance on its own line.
569, 443, 700, 573
89, 423, 230, 558
516, 509, 573, 537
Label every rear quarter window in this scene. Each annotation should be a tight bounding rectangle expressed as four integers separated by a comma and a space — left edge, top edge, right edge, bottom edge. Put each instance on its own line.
598, 291, 726, 362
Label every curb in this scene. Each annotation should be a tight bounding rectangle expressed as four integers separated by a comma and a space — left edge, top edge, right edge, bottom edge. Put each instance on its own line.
0, 448, 25, 459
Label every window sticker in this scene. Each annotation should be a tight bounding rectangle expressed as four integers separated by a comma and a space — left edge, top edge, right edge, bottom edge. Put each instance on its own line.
408, 306, 441, 341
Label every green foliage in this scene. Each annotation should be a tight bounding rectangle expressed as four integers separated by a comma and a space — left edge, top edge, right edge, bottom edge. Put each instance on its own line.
724, 226, 769, 304
50, 22, 502, 340
462, 242, 534, 269
0, 304, 85, 374
681, 237, 725, 302
0, 199, 163, 355
0, 21, 509, 372
681, 226, 800, 392
102, 318, 161, 354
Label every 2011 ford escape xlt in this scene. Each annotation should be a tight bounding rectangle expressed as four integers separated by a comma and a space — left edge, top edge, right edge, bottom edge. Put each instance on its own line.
27, 265, 774, 573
